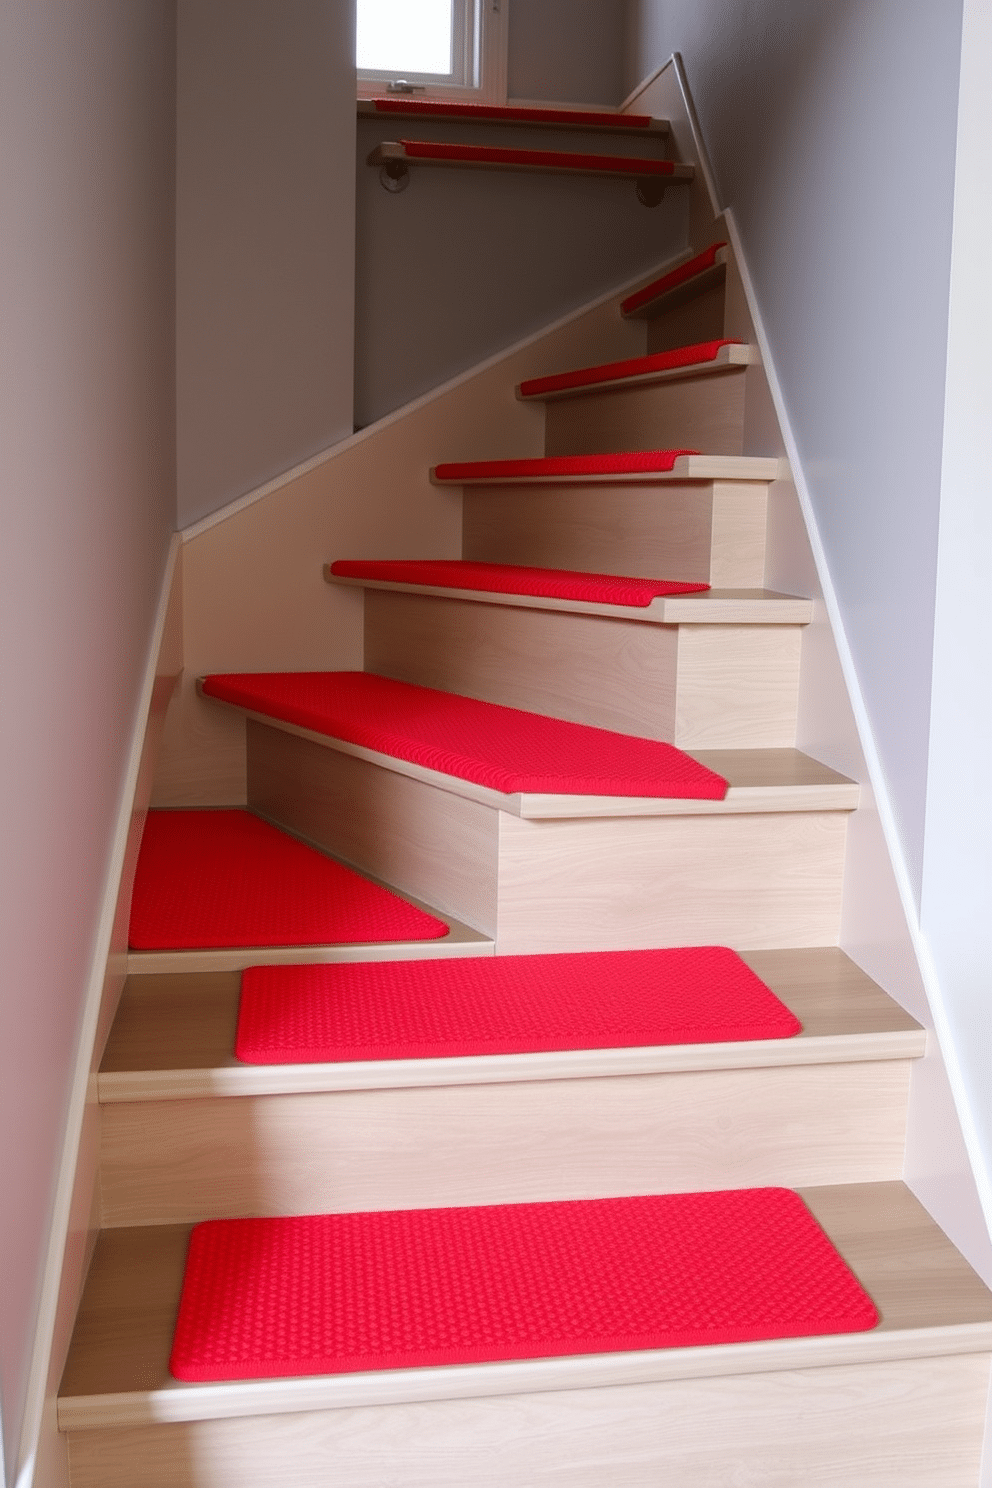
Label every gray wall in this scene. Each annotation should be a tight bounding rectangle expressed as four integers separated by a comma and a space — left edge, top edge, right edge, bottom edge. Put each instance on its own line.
355, 115, 686, 427
176, 0, 357, 527
508, 0, 626, 105
0, 1, 176, 1473
624, 0, 963, 903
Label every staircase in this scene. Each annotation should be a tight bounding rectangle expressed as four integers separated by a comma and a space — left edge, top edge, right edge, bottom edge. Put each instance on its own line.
57, 188, 992, 1484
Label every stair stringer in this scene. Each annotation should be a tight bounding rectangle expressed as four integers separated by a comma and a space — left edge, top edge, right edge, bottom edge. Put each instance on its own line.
153, 255, 711, 810
627, 55, 992, 1290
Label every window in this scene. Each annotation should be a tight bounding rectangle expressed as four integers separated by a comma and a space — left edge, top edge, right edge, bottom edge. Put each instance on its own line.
356, 0, 507, 104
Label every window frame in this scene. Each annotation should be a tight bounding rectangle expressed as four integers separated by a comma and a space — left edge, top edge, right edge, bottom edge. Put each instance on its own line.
356, 0, 508, 106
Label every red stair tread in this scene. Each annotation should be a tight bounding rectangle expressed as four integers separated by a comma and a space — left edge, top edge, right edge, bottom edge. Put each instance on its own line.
169, 1189, 879, 1382
518, 340, 741, 399
236, 947, 801, 1064
129, 809, 448, 951
328, 559, 708, 607
396, 139, 677, 176
199, 672, 729, 801
621, 242, 728, 317
431, 448, 698, 483
369, 99, 656, 129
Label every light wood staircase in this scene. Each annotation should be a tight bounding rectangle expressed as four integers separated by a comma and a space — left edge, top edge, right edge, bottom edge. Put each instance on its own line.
58, 202, 992, 1483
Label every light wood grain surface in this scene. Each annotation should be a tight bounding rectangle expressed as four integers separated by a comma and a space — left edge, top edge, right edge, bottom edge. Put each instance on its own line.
97, 948, 926, 1102
493, 809, 848, 952
66, 1352, 991, 1487
543, 364, 747, 457
97, 1058, 912, 1227
227, 694, 858, 821
364, 591, 803, 748
328, 571, 813, 626
58, 1183, 992, 1430
247, 722, 500, 935
462, 478, 769, 587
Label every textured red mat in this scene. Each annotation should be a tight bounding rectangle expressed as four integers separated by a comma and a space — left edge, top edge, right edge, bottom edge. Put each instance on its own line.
236, 947, 801, 1064
370, 100, 655, 129
129, 810, 448, 951
199, 672, 728, 800
169, 1189, 878, 1381
431, 448, 697, 483
518, 340, 740, 399
328, 559, 708, 607
621, 242, 728, 317
397, 139, 677, 176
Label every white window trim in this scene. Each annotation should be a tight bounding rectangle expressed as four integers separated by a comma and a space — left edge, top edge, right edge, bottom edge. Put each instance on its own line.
357, 0, 508, 106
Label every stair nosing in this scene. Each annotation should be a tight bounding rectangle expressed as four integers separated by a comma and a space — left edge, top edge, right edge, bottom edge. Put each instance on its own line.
96, 1027, 927, 1104
430, 453, 784, 486
516, 342, 758, 402
126, 924, 495, 977
60, 1319, 992, 1433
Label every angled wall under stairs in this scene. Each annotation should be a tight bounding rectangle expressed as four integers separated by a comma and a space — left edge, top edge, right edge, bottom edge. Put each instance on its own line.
51, 76, 992, 1488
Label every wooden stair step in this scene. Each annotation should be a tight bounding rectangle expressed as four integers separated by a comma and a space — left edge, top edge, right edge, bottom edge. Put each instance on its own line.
517, 340, 755, 402
327, 558, 710, 611
126, 834, 493, 978
93, 950, 922, 1228
358, 99, 670, 136
621, 242, 730, 320
367, 140, 693, 187
100, 948, 924, 1102
200, 672, 857, 818
331, 569, 812, 624
58, 1183, 992, 1439
432, 450, 781, 486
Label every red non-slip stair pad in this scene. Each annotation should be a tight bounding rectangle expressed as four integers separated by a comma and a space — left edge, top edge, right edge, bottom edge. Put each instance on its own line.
199, 672, 729, 800
128, 810, 448, 951
518, 340, 741, 399
328, 559, 708, 607
169, 1189, 879, 1381
370, 100, 655, 129
621, 242, 728, 317
396, 139, 677, 176
431, 448, 698, 483
236, 947, 801, 1064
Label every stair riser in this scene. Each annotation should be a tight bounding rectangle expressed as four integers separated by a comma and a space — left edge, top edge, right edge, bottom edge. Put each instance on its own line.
462, 480, 768, 588
247, 725, 849, 950
645, 278, 727, 353
542, 366, 747, 457
66, 1351, 991, 1488
99, 1060, 911, 1227
365, 591, 803, 749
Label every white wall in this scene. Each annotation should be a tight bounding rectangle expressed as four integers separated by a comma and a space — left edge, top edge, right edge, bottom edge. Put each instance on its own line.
0, 1, 176, 1477
507, 0, 625, 105
624, 0, 963, 904
176, 0, 357, 527
355, 110, 688, 425
921, 0, 992, 1232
